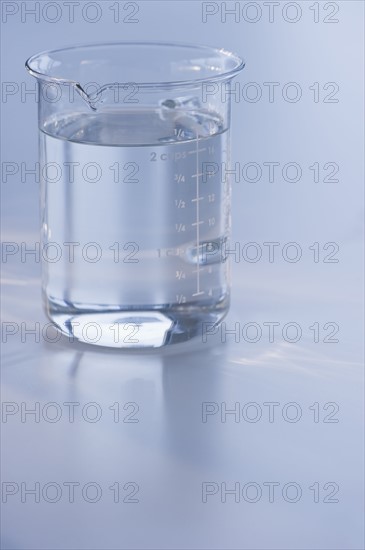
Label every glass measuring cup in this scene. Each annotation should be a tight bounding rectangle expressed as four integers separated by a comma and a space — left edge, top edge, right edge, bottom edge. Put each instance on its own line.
25, 42, 244, 348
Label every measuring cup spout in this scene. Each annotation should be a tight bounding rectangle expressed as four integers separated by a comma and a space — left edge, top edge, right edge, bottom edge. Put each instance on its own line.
73, 83, 98, 111
25, 59, 98, 111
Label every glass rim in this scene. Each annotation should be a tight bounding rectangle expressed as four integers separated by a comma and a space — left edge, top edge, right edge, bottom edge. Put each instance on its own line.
25, 41, 245, 88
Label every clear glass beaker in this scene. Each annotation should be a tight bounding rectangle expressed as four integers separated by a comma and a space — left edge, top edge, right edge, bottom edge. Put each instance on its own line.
25, 42, 244, 348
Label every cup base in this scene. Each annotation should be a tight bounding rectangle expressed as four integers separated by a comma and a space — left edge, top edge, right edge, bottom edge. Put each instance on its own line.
45, 299, 230, 349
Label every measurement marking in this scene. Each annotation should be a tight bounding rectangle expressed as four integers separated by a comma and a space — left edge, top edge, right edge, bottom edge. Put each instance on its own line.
192, 221, 204, 226
192, 291, 205, 297
192, 172, 205, 178
188, 148, 207, 155
191, 197, 204, 202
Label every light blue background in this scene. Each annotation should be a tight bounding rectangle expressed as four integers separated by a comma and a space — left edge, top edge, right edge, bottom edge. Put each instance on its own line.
1, 1, 364, 549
